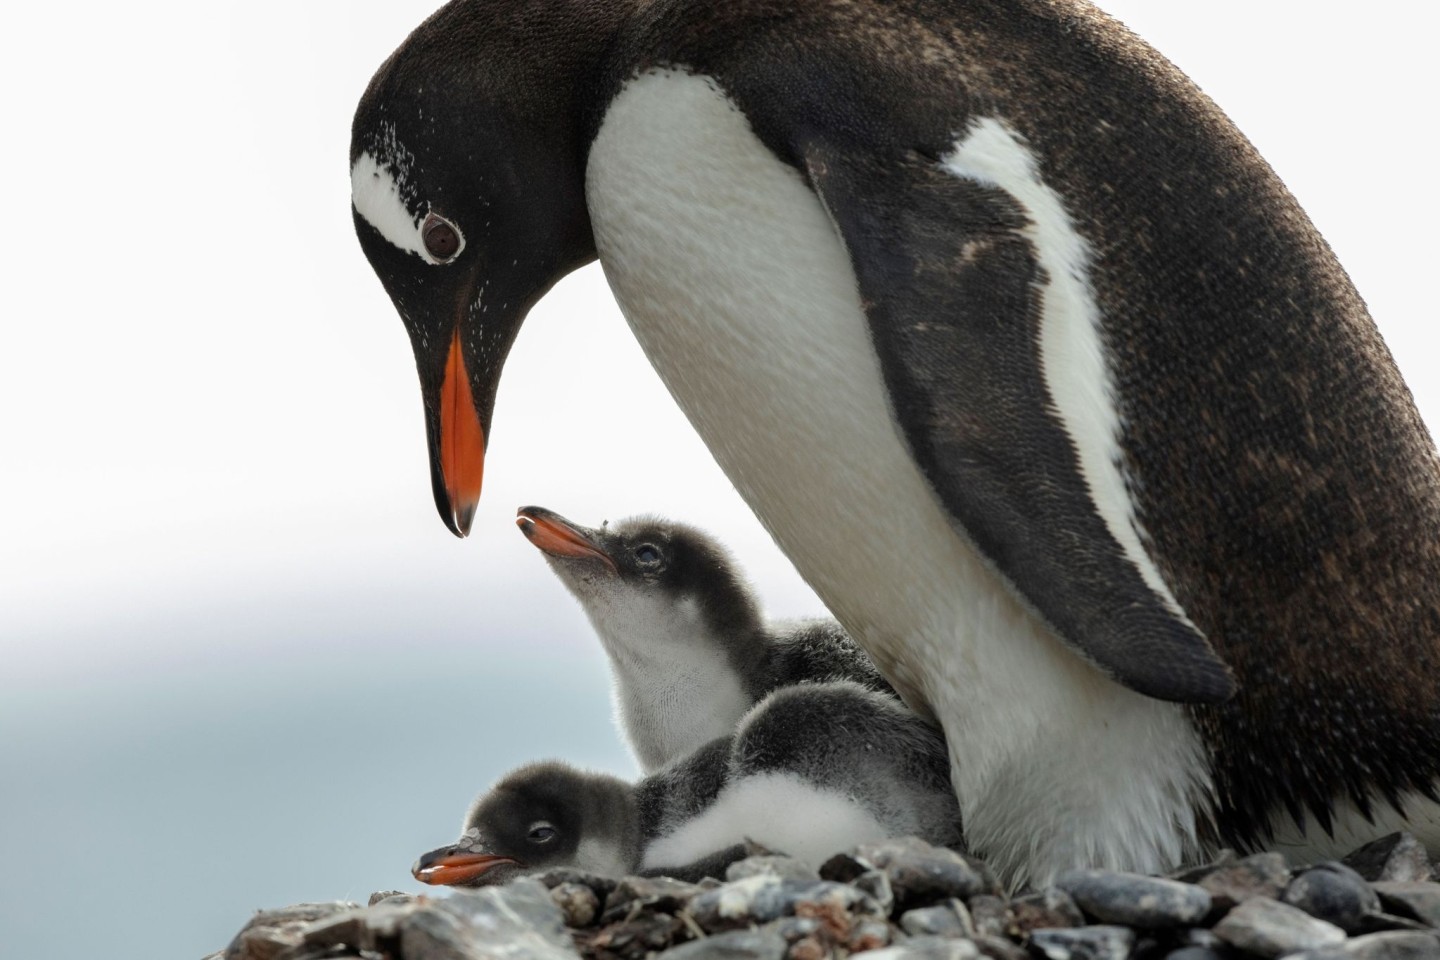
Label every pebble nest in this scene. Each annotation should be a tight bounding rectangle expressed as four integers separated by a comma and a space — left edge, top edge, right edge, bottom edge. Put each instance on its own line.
218, 833, 1440, 960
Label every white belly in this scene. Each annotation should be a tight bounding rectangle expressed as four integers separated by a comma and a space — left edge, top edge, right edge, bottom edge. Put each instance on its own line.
585, 68, 1211, 887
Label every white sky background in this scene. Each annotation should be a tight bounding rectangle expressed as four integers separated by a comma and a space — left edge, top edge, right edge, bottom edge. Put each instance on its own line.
0, 5, 1435, 949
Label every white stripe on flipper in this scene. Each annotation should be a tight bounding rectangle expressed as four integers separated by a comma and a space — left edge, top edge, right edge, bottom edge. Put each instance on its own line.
942, 118, 1192, 625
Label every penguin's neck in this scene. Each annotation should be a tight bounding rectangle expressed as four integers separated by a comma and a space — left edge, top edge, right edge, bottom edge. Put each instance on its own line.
573, 773, 645, 877
582, 589, 761, 774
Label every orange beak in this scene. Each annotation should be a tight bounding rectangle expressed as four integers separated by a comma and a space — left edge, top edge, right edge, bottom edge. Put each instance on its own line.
516, 507, 618, 571
412, 850, 520, 886
439, 328, 486, 536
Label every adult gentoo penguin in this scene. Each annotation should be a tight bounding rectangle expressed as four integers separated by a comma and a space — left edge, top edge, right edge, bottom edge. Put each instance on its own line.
351, 1, 1440, 883
412, 681, 960, 885
516, 505, 892, 772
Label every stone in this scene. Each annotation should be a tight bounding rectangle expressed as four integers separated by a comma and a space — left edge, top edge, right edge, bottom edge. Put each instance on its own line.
851, 837, 996, 908
728, 856, 821, 884
1010, 888, 1085, 934
1344, 835, 1434, 884
1284, 930, 1440, 960
854, 869, 896, 917
1197, 853, 1291, 911
536, 867, 619, 899
659, 929, 787, 960
689, 875, 797, 931
900, 902, 971, 937
224, 901, 361, 960
368, 890, 413, 906
602, 876, 702, 923
1284, 864, 1383, 933
1212, 897, 1346, 957
969, 896, 1013, 939
767, 917, 822, 944
848, 919, 893, 952
975, 936, 1032, 960
817, 853, 869, 885
1163, 948, 1225, 960
863, 936, 984, 960
551, 882, 601, 928
1027, 925, 1136, 960
1374, 883, 1440, 927
589, 913, 687, 959
1055, 870, 1211, 928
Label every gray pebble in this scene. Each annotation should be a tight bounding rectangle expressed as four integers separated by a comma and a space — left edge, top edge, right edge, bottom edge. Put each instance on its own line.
689, 875, 798, 930
663, 929, 788, 960
1284, 863, 1383, 933
727, 856, 821, 884
900, 902, 971, 937
1055, 869, 1211, 928
969, 895, 1013, 939
1198, 853, 1292, 912
1164, 948, 1226, 960
975, 935, 1032, 960
1374, 883, 1440, 927
1011, 888, 1086, 933
1027, 925, 1136, 960
1212, 896, 1346, 957
550, 881, 600, 928
852, 837, 996, 908
603, 875, 702, 923
367, 890, 412, 906
854, 868, 896, 917
766, 916, 821, 944
849, 918, 894, 952
224, 901, 361, 960
1344, 835, 1434, 884
535, 866, 619, 899
863, 936, 984, 960
1283, 930, 1440, 960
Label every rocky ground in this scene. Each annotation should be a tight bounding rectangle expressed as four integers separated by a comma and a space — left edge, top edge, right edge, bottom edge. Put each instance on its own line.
217, 833, 1440, 960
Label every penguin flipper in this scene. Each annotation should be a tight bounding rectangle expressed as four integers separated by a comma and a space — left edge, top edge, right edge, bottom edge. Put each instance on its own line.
802, 141, 1235, 704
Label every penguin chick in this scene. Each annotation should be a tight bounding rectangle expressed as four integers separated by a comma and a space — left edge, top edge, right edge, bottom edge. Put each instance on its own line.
516, 506, 892, 772
412, 681, 959, 886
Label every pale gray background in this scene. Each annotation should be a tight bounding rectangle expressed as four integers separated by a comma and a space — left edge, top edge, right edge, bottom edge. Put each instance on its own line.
0, 3, 1434, 957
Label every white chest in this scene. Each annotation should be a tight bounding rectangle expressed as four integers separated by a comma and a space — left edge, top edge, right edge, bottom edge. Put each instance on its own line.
585, 68, 1210, 886
584, 590, 751, 774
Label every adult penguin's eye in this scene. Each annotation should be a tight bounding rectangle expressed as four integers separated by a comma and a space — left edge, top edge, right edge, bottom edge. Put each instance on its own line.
422, 213, 462, 261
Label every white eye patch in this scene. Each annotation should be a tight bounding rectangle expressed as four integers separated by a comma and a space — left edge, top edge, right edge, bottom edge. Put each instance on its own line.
351, 150, 463, 265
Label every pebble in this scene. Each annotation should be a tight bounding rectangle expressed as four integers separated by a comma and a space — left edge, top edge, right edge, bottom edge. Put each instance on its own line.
850, 837, 996, 909
1344, 835, 1434, 884
901, 902, 972, 937
863, 936, 983, 960
1010, 888, 1085, 934
1028, 925, 1136, 960
1374, 884, 1440, 927
1195, 853, 1291, 912
1284, 864, 1383, 933
603, 876, 701, 921
970, 895, 1014, 939
1284, 930, 1440, 960
663, 929, 787, 960
552, 881, 602, 927
1055, 870, 1211, 928
1212, 896, 1347, 957
727, 856, 821, 884
215, 834, 1440, 960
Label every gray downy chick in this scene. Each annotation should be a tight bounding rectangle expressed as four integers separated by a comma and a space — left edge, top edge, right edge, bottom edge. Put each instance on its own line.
413, 681, 959, 886
516, 505, 892, 772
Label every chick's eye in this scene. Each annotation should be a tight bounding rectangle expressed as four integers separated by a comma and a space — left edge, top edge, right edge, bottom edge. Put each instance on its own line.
527, 823, 558, 844
635, 545, 662, 565
422, 213, 461, 261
